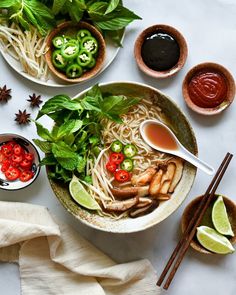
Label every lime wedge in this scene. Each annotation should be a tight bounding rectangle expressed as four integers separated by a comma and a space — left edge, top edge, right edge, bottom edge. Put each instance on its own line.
69, 175, 100, 210
197, 226, 235, 254
212, 196, 234, 236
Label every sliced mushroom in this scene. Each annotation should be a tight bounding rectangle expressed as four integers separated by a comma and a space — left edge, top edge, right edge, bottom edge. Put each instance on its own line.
129, 200, 159, 218
159, 163, 176, 194
151, 193, 171, 201
104, 197, 138, 212
111, 186, 149, 200
168, 158, 184, 193
135, 197, 153, 208
149, 169, 163, 196
131, 167, 156, 186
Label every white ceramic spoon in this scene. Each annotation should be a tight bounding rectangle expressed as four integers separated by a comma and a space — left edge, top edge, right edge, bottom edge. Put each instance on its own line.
140, 119, 215, 175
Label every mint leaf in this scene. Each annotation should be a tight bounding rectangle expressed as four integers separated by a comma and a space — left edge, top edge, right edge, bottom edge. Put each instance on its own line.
105, 0, 120, 14
77, 155, 86, 173
40, 155, 57, 166
52, 142, 78, 171
35, 122, 53, 141
33, 139, 52, 153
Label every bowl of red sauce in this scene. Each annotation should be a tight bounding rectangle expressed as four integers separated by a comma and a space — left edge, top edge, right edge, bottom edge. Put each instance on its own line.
134, 24, 188, 78
182, 62, 235, 115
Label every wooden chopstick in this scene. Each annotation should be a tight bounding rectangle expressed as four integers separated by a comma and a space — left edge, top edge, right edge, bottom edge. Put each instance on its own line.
156, 152, 233, 290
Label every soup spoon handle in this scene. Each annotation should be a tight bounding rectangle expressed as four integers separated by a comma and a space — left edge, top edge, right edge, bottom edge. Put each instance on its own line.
178, 146, 215, 175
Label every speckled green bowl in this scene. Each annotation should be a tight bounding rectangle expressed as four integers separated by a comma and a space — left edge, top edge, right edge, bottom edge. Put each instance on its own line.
48, 81, 198, 233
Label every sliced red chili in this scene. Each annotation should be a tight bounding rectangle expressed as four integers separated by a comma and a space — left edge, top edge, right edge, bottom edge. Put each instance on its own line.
1, 160, 10, 173
114, 170, 130, 183
109, 152, 125, 165
0, 152, 6, 163
13, 144, 23, 155
20, 159, 32, 170
5, 167, 20, 181
12, 154, 23, 164
24, 153, 34, 161
1, 144, 13, 157
19, 170, 34, 182
106, 161, 117, 173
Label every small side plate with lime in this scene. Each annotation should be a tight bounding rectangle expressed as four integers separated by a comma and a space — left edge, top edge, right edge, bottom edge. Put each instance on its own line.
181, 195, 236, 254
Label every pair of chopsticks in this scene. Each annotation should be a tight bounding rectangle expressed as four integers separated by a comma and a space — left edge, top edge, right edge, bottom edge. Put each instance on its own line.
157, 152, 233, 290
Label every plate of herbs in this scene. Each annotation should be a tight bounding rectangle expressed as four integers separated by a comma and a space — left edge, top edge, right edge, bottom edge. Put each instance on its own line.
0, 0, 141, 87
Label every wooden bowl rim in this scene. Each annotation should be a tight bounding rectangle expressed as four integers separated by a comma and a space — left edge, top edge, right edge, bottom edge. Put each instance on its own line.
134, 24, 188, 78
45, 21, 106, 84
181, 194, 236, 254
182, 62, 235, 115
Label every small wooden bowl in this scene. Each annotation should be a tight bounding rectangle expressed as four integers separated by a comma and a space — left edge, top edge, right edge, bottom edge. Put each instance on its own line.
181, 195, 236, 254
134, 24, 188, 78
182, 62, 235, 115
45, 21, 106, 84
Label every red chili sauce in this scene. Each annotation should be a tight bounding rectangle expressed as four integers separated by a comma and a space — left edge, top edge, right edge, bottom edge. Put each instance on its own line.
188, 70, 228, 108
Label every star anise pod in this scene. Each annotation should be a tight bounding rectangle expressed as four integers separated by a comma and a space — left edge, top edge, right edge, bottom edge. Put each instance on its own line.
15, 110, 31, 125
0, 85, 11, 103
27, 93, 42, 108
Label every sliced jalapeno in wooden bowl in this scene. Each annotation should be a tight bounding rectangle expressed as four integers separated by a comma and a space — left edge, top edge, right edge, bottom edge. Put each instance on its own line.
45, 21, 106, 83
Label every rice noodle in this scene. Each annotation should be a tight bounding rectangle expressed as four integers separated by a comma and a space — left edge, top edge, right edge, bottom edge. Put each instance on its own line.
83, 99, 172, 219
0, 22, 49, 80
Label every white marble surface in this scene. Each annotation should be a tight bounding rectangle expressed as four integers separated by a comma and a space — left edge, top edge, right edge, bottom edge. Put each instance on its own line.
0, 0, 236, 294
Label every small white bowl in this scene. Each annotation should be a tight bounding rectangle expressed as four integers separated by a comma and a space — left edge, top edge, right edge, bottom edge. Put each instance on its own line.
0, 134, 40, 191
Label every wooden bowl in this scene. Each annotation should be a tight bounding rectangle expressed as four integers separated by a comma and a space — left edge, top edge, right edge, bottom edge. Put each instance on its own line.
45, 21, 106, 84
134, 24, 188, 78
182, 62, 235, 115
181, 195, 236, 254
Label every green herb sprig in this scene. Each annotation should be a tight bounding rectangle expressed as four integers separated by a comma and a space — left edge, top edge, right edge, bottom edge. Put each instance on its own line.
34, 84, 140, 182
0, 0, 141, 45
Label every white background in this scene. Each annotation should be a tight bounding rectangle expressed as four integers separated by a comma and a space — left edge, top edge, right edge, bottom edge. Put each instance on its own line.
0, 0, 236, 294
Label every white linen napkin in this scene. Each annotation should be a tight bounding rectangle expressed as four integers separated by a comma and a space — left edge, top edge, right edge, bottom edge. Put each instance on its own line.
0, 201, 161, 295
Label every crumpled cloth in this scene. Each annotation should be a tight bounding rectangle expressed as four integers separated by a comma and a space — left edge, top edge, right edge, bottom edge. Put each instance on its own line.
0, 201, 161, 295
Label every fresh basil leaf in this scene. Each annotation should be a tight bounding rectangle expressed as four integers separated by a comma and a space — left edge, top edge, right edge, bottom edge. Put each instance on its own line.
88, 1, 107, 13
24, 0, 54, 21
93, 5, 141, 30
105, 29, 124, 47
77, 155, 86, 173
64, 0, 85, 22
33, 139, 52, 153
35, 122, 53, 141
105, 0, 120, 14
52, 0, 67, 14
37, 95, 82, 119
57, 119, 83, 139
0, 0, 17, 8
101, 95, 140, 115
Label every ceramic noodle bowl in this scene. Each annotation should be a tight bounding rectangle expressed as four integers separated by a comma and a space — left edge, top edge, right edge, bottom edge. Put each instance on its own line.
48, 82, 198, 233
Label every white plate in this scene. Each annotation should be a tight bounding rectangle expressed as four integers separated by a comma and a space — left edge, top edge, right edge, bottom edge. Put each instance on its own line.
0, 32, 125, 88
